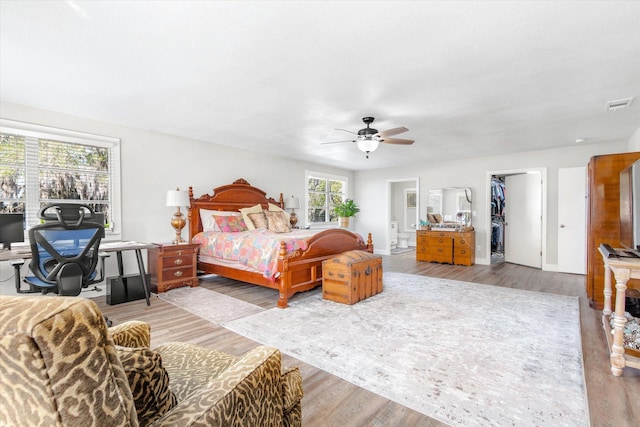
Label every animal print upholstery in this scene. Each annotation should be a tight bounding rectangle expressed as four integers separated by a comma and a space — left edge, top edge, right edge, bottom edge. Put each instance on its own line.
117, 346, 178, 426
0, 296, 138, 427
1, 296, 304, 427
109, 320, 150, 348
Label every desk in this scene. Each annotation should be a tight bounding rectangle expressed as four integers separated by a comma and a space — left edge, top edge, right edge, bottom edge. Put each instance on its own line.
3, 241, 154, 306
599, 246, 640, 376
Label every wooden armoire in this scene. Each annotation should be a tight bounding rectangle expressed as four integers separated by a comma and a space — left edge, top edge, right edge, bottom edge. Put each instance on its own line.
586, 151, 640, 309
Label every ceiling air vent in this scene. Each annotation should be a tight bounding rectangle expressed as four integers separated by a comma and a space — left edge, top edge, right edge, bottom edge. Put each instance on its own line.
606, 97, 633, 111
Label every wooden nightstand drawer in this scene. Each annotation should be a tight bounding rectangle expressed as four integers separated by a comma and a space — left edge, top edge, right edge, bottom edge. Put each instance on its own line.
148, 242, 200, 293
162, 254, 194, 269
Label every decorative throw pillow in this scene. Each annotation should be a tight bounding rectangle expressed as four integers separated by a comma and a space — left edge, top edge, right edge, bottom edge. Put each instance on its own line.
248, 211, 268, 229
239, 204, 264, 230
213, 215, 248, 232
264, 210, 291, 233
268, 202, 290, 223
201, 210, 241, 232
117, 346, 178, 427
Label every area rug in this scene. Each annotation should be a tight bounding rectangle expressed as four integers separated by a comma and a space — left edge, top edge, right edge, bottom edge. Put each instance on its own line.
223, 272, 589, 427
157, 286, 263, 324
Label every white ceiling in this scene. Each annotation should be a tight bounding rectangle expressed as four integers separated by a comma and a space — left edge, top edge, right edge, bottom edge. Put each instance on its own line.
1, 1, 639, 171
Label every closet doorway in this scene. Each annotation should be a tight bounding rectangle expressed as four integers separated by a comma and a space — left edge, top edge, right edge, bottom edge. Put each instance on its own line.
487, 168, 546, 268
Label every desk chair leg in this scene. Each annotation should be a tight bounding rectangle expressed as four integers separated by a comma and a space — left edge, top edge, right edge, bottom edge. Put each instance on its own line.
134, 249, 151, 306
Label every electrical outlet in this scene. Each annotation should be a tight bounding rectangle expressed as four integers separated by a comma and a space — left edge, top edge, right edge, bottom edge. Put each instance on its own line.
477, 245, 481, 250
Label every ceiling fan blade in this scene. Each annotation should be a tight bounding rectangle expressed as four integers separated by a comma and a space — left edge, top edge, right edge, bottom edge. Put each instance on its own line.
376, 127, 409, 138
321, 140, 355, 145
381, 138, 414, 145
335, 128, 357, 135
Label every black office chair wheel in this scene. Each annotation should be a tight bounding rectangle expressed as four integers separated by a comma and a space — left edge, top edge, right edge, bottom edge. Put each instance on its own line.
104, 315, 113, 327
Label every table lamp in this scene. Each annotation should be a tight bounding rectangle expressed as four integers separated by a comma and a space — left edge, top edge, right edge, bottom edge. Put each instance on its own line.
284, 196, 301, 228
166, 188, 190, 244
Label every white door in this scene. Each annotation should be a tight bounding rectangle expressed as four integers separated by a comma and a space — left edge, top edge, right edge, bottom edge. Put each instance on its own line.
505, 172, 542, 268
557, 167, 586, 274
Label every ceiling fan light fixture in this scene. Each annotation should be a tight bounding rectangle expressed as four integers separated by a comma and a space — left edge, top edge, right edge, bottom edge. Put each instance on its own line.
357, 137, 380, 156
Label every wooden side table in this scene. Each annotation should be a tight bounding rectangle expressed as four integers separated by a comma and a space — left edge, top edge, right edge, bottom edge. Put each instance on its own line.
599, 246, 640, 376
148, 242, 199, 293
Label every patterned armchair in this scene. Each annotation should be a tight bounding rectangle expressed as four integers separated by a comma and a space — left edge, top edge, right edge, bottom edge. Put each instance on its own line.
0, 296, 303, 427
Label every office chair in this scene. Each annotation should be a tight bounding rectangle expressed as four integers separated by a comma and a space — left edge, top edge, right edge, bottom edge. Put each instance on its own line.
14, 203, 108, 296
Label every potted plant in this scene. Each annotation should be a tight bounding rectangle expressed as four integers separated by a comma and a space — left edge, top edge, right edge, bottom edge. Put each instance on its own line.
334, 198, 360, 228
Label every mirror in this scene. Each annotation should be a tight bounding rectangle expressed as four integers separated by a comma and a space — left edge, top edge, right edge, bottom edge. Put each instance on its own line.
426, 187, 472, 228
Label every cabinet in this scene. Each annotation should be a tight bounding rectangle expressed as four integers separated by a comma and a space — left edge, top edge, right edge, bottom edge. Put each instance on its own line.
416, 230, 475, 266
586, 152, 640, 309
148, 242, 199, 293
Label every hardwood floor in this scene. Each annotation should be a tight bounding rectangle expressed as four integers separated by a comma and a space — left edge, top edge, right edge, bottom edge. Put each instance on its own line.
96, 252, 640, 427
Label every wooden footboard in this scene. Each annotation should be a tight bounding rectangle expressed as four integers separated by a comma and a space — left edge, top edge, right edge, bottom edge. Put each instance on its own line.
189, 178, 374, 308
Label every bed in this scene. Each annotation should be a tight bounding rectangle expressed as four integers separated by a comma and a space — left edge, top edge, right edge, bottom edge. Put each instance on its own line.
187, 178, 373, 308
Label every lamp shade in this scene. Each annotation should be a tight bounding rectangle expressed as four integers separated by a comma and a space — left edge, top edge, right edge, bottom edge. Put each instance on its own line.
166, 189, 190, 207
284, 196, 300, 210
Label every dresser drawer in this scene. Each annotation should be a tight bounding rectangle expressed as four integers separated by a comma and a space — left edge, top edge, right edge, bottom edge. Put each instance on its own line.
454, 235, 472, 248
429, 236, 453, 247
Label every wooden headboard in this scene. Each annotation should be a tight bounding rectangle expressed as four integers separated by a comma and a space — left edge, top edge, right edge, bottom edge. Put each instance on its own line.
188, 178, 284, 239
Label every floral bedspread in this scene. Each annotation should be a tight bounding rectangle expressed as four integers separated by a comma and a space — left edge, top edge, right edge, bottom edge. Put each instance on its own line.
192, 229, 318, 279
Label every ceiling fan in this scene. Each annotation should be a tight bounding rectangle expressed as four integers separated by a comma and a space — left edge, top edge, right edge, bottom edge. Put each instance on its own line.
322, 117, 414, 158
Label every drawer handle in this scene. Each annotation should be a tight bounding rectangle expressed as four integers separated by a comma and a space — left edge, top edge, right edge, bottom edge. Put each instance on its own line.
174, 271, 183, 277
174, 258, 183, 265
460, 240, 466, 244
461, 250, 466, 254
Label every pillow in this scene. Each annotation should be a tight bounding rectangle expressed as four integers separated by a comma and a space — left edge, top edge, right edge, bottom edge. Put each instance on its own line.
240, 204, 264, 230
200, 209, 240, 231
268, 203, 290, 222
117, 346, 178, 427
248, 211, 268, 229
213, 214, 248, 232
264, 210, 291, 233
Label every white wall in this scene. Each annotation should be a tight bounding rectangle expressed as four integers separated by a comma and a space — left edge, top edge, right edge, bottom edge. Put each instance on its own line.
628, 124, 640, 152
0, 102, 353, 276
353, 141, 629, 267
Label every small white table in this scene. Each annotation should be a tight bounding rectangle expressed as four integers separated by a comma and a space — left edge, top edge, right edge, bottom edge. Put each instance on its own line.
599, 246, 640, 376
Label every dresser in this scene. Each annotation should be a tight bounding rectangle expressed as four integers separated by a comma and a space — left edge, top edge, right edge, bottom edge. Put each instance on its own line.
148, 242, 199, 293
416, 229, 475, 266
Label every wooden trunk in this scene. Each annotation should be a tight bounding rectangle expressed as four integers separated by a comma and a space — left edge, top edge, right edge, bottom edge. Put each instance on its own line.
586, 152, 640, 309
322, 250, 383, 305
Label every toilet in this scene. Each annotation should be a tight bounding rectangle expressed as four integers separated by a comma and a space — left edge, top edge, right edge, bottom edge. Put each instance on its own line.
397, 233, 410, 249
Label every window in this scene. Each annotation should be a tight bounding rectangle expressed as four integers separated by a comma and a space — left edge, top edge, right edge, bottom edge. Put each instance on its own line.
0, 120, 121, 237
305, 171, 348, 225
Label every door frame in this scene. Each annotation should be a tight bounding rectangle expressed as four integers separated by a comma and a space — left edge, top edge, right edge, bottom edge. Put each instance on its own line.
485, 167, 548, 269
386, 177, 420, 255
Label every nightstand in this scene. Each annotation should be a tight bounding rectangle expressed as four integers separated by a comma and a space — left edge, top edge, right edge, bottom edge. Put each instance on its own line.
148, 242, 199, 293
